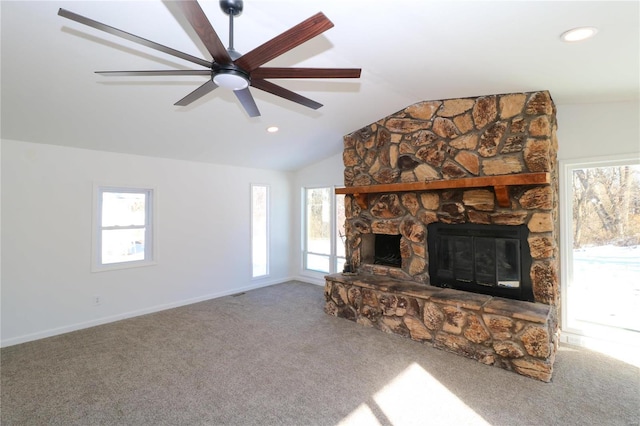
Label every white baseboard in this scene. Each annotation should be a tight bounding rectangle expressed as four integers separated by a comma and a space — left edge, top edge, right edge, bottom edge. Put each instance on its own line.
0, 278, 291, 348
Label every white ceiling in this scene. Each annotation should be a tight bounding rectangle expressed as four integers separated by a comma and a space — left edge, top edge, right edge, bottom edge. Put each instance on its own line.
2, 1, 638, 171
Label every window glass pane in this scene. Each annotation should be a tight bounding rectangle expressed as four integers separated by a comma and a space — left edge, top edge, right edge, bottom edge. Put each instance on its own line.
569, 164, 640, 332
102, 192, 146, 227
336, 257, 346, 274
102, 228, 146, 264
306, 253, 330, 273
252, 185, 268, 277
336, 194, 346, 258
306, 188, 331, 255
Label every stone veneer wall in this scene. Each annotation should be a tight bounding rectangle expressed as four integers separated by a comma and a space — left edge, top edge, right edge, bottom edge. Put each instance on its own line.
326, 91, 560, 381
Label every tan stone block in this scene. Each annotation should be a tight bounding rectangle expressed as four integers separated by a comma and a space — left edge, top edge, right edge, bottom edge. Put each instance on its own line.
455, 151, 480, 175
491, 211, 528, 225
417, 210, 439, 225
343, 148, 359, 167
414, 164, 440, 181
528, 235, 554, 259
524, 138, 551, 172
433, 117, 459, 139
371, 220, 399, 235
511, 358, 553, 382
353, 174, 372, 186
531, 261, 558, 305
450, 133, 478, 150
401, 193, 420, 216
454, 112, 474, 134
389, 144, 399, 169
420, 193, 440, 210
529, 116, 551, 136
501, 135, 525, 153
499, 93, 527, 119
416, 142, 446, 167
521, 326, 551, 358
442, 306, 466, 334
401, 219, 426, 243
404, 316, 433, 341
391, 133, 402, 143
371, 194, 405, 218
438, 98, 475, 117
473, 96, 498, 129
442, 160, 467, 179
423, 302, 444, 330
482, 156, 523, 175
411, 130, 439, 147
463, 189, 495, 211
372, 168, 400, 184
435, 332, 473, 353
386, 118, 430, 133
510, 116, 527, 133
519, 186, 553, 210
528, 212, 553, 232
347, 287, 361, 305
411, 242, 426, 258
331, 283, 348, 306
464, 315, 491, 343
400, 171, 417, 183
483, 314, 514, 334
325, 301, 339, 316
399, 142, 414, 154
409, 256, 426, 275
493, 341, 525, 358
405, 101, 441, 120
400, 238, 411, 259
468, 210, 491, 224
368, 158, 382, 175
525, 91, 554, 116
478, 122, 507, 157
344, 134, 356, 149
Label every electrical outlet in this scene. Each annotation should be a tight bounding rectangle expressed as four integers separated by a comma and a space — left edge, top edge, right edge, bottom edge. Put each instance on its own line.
93, 295, 102, 306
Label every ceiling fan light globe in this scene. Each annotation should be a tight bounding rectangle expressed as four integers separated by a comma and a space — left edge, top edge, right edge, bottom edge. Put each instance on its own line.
213, 73, 249, 90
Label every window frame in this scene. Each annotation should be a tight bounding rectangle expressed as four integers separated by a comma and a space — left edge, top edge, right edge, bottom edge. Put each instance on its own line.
251, 183, 270, 279
559, 154, 640, 345
92, 184, 157, 272
302, 186, 345, 275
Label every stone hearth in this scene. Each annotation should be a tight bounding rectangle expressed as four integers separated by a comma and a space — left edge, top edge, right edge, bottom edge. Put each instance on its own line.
325, 91, 560, 381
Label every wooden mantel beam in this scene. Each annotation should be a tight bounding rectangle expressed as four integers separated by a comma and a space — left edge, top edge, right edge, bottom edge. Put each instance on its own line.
335, 172, 550, 209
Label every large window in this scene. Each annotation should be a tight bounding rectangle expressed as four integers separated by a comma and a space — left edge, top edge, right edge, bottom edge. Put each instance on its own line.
94, 186, 154, 271
251, 184, 269, 278
561, 157, 640, 346
303, 187, 345, 274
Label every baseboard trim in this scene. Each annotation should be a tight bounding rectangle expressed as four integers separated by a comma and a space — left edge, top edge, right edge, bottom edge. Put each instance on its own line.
1, 278, 292, 348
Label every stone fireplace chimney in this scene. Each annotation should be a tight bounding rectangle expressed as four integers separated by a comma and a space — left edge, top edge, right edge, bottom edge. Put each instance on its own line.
325, 91, 560, 381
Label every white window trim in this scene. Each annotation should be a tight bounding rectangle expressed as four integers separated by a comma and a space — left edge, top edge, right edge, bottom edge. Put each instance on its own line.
92, 184, 157, 272
559, 154, 640, 348
301, 186, 344, 276
251, 183, 270, 279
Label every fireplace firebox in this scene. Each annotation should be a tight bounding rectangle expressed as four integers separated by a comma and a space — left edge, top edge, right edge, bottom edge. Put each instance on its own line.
427, 223, 534, 302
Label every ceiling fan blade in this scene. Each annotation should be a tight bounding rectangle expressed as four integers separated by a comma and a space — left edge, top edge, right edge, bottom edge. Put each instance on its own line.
234, 88, 261, 118
58, 8, 211, 68
251, 79, 323, 110
234, 12, 333, 72
251, 67, 361, 79
96, 70, 211, 76
174, 80, 218, 106
176, 0, 232, 65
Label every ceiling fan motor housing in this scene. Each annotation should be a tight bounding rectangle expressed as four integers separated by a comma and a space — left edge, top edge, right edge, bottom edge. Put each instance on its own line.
219, 0, 243, 17
212, 63, 250, 90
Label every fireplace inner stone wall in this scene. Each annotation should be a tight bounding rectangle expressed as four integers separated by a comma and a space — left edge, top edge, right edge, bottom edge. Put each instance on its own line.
325, 91, 560, 381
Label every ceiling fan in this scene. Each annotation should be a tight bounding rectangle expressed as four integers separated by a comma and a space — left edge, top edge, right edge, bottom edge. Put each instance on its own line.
58, 0, 361, 117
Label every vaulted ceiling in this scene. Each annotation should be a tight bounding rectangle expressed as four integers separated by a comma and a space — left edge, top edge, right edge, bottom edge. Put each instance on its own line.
2, 1, 638, 171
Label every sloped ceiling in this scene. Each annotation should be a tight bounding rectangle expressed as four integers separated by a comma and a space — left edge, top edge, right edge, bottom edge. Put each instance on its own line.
1, 1, 638, 171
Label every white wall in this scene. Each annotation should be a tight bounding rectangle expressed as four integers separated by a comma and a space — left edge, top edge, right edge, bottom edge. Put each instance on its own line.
1, 139, 292, 346
556, 101, 640, 160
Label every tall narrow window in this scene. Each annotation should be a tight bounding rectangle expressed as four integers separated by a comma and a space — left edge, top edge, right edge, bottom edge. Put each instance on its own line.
252, 184, 269, 278
562, 159, 640, 344
303, 188, 345, 274
95, 186, 154, 270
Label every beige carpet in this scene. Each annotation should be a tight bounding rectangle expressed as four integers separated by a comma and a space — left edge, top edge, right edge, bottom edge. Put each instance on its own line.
1, 281, 638, 425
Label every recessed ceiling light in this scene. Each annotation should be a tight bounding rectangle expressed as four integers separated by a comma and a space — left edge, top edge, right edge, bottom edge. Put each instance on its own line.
560, 27, 598, 42
266, 126, 279, 133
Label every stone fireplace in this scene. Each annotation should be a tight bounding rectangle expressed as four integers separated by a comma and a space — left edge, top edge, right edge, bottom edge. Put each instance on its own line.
325, 91, 560, 381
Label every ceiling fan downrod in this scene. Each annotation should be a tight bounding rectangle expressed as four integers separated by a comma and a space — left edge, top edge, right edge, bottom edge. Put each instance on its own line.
219, 0, 243, 60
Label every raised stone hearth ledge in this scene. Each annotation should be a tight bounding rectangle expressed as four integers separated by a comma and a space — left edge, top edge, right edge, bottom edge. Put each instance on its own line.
325, 273, 557, 382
